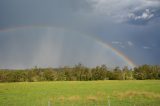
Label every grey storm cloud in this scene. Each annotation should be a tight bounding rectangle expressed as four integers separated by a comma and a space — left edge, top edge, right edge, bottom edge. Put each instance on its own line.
0, 0, 160, 68
0, 0, 159, 29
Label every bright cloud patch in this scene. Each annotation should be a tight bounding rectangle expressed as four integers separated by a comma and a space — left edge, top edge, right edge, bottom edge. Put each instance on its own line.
87, 0, 160, 24
128, 9, 154, 20
127, 41, 134, 46
143, 46, 151, 50
112, 41, 122, 45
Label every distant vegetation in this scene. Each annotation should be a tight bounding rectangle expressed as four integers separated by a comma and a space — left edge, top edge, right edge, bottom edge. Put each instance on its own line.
0, 64, 160, 82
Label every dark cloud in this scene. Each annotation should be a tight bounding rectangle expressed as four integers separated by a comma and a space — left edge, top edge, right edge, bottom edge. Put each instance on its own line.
0, 0, 160, 68
0, 0, 91, 28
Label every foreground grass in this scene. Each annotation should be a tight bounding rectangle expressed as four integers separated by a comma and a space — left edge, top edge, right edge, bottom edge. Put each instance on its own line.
0, 80, 160, 106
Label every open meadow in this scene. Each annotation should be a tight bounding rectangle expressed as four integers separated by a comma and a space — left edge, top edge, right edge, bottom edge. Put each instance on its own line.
0, 80, 160, 106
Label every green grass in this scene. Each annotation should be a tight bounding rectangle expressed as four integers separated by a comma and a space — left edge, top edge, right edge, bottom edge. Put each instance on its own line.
0, 80, 160, 106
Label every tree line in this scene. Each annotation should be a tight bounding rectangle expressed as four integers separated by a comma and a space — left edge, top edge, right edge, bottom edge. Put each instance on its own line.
0, 64, 160, 82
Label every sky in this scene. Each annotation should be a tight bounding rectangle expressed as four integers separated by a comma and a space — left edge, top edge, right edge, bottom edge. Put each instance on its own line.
0, 0, 160, 69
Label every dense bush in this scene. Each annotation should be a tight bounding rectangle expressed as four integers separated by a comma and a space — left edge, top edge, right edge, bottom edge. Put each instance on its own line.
0, 64, 160, 82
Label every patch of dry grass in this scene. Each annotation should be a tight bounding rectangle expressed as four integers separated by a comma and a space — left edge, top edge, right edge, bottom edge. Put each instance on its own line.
96, 91, 107, 97
114, 91, 160, 100
86, 95, 98, 101
51, 91, 107, 102
67, 96, 81, 101
57, 96, 65, 101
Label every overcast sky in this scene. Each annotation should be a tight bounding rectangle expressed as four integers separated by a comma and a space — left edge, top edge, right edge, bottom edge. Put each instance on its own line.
0, 0, 160, 69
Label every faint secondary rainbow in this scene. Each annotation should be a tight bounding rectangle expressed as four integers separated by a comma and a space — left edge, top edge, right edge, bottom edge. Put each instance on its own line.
0, 26, 136, 68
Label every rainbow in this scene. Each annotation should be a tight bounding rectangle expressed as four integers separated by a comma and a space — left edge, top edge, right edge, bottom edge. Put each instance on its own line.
0, 26, 136, 68
95, 39, 136, 68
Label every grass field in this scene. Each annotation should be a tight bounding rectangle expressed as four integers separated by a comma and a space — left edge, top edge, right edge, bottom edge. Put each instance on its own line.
0, 80, 160, 106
